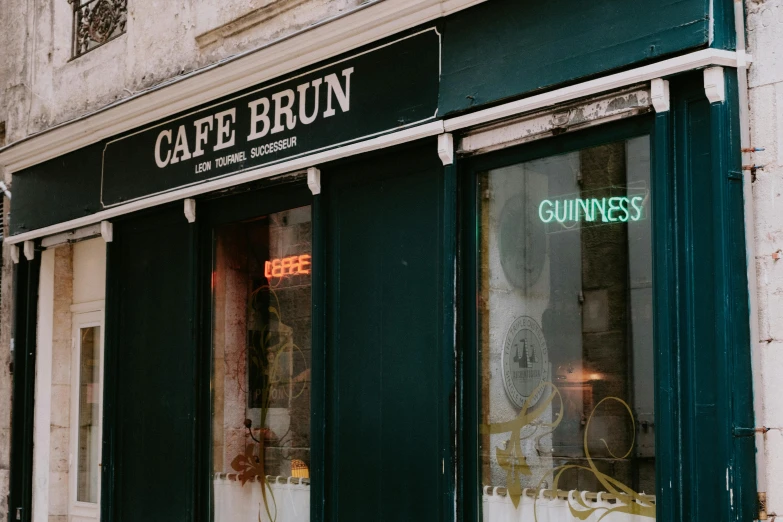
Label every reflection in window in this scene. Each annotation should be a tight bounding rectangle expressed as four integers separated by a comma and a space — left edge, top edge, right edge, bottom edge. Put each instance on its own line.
77, 326, 101, 503
478, 137, 655, 519
212, 207, 312, 522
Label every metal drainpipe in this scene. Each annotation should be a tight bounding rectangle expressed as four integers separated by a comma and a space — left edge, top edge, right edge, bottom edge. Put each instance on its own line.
734, 0, 767, 513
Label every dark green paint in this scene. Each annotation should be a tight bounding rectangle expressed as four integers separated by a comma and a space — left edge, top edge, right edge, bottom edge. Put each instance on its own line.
10, 143, 104, 234
711, 0, 738, 50
8, 254, 40, 522
10, 0, 715, 237
651, 108, 682, 521
324, 143, 451, 521
102, 29, 440, 206
311, 190, 327, 522
442, 149, 458, 520
439, 0, 709, 115
102, 205, 198, 522
662, 72, 755, 521
459, 84, 756, 519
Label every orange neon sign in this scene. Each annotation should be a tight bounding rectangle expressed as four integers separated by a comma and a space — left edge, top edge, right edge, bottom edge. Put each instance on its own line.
264, 254, 312, 279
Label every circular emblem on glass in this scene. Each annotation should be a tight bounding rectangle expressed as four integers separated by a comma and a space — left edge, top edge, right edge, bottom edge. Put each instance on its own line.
502, 316, 549, 408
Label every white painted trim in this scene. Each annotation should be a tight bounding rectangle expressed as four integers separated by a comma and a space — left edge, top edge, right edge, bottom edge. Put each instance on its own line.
650, 79, 670, 113
100, 221, 113, 243
437, 133, 454, 165
24, 240, 35, 261
444, 48, 749, 132
459, 87, 650, 155
10, 244, 19, 264
4, 120, 445, 245
184, 199, 196, 223
40, 224, 102, 249
704, 66, 726, 103
70, 300, 105, 313
69, 310, 104, 519
307, 167, 321, 195
0, 0, 484, 174
32, 249, 55, 522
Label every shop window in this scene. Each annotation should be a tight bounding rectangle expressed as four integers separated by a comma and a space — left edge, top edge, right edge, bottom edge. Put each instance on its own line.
70, 0, 127, 58
477, 137, 655, 519
70, 310, 104, 517
212, 206, 312, 522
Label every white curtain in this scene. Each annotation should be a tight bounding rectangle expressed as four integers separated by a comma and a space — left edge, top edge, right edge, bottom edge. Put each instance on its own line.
214, 476, 310, 522
483, 487, 653, 522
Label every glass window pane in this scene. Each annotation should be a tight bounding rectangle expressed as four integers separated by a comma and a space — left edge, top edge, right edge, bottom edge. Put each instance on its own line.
478, 137, 655, 519
77, 325, 101, 503
212, 206, 312, 522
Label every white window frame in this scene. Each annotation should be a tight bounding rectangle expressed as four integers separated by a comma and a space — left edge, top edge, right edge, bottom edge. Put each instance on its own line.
69, 304, 105, 520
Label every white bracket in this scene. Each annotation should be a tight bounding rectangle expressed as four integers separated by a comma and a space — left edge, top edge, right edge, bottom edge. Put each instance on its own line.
184, 198, 196, 223
437, 133, 454, 166
704, 67, 726, 104
650, 79, 670, 113
23, 240, 35, 261
10, 244, 19, 264
307, 167, 321, 195
100, 221, 113, 243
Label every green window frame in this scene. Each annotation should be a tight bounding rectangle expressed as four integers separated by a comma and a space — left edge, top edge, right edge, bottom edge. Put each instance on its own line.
458, 71, 756, 522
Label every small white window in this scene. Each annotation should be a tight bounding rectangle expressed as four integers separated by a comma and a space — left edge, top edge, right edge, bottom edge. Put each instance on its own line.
70, 309, 104, 520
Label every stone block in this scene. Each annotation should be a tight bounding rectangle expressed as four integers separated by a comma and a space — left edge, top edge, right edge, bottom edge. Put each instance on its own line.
48, 471, 69, 516
759, 341, 783, 427
49, 427, 69, 473
763, 431, 783, 515
0, 427, 8, 469
50, 385, 70, 429
50, 340, 71, 386
747, 0, 783, 88
0, 469, 8, 522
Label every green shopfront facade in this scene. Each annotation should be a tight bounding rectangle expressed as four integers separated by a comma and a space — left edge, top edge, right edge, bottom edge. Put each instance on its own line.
3, 1, 758, 521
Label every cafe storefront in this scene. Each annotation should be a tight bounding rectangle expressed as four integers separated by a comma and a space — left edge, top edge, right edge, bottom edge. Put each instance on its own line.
2, 0, 758, 521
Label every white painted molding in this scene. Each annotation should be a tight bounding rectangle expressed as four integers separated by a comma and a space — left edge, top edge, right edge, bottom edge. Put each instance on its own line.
23, 240, 34, 261
4, 121, 445, 245
704, 66, 726, 104
650, 79, 670, 113
444, 49, 748, 132
33, 249, 55, 522
307, 167, 321, 195
70, 299, 105, 313
10, 244, 19, 264
40, 224, 102, 248
100, 221, 113, 243
437, 133, 454, 165
460, 87, 650, 155
0, 0, 486, 174
184, 199, 196, 223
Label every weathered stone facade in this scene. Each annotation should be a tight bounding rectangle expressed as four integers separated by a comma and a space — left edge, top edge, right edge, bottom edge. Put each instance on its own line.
747, 0, 783, 516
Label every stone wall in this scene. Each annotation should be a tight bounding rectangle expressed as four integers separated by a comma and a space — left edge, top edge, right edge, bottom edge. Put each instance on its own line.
746, 0, 783, 515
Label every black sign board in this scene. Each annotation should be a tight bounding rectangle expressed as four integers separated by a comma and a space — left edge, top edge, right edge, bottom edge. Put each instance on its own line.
100, 28, 440, 206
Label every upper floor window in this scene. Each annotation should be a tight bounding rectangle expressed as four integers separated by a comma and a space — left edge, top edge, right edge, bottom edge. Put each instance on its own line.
70, 0, 127, 58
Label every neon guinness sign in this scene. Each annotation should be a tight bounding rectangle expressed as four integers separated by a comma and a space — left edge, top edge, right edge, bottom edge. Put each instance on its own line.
538, 196, 645, 224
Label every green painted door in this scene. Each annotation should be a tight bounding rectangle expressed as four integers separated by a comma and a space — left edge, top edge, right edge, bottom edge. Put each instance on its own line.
324, 144, 451, 521
103, 206, 197, 522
